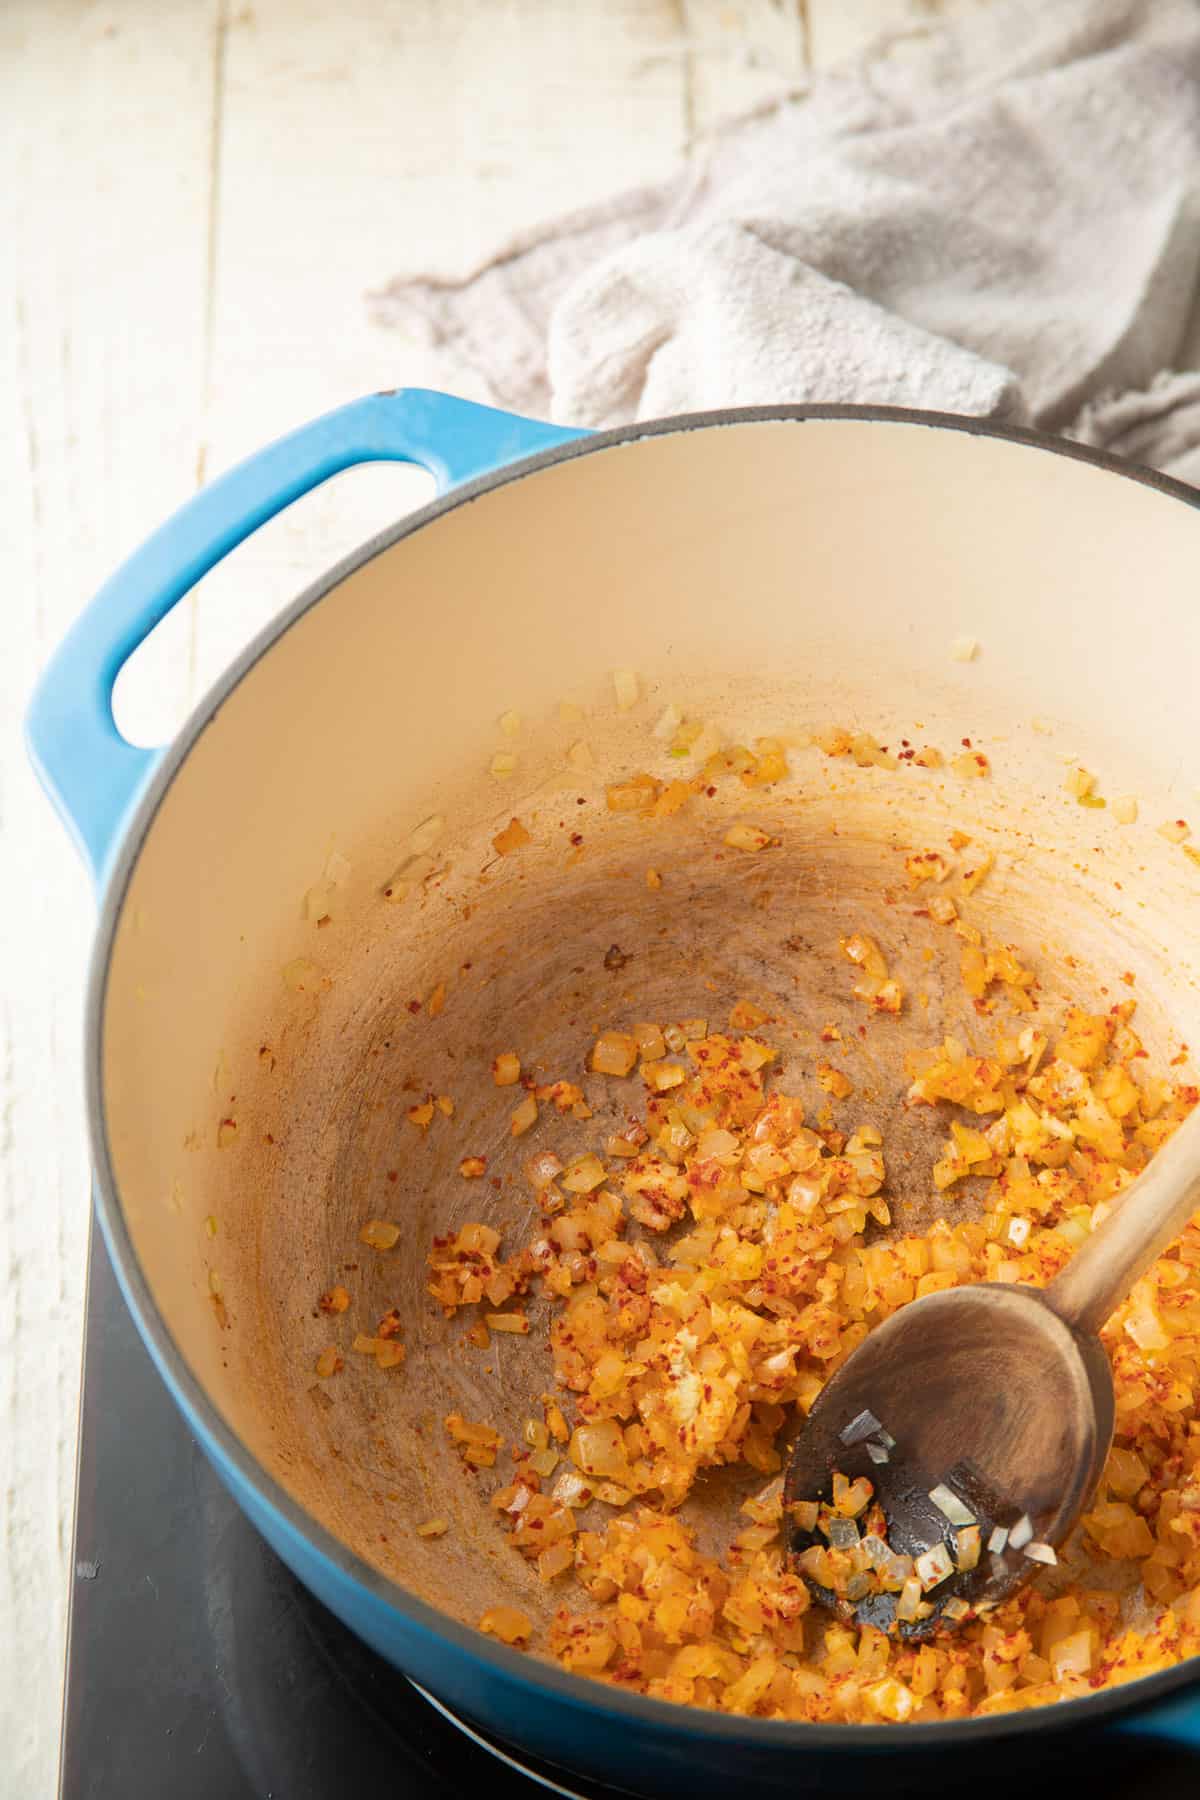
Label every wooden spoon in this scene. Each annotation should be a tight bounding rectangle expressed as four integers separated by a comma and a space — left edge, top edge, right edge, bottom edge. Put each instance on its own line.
784, 1105, 1200, 1635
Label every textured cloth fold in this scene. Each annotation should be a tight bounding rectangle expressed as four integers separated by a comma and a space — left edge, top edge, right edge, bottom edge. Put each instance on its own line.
373, 0, 1200, 476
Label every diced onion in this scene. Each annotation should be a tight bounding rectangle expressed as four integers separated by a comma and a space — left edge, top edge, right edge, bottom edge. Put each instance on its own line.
552, 1470, 591, 1507
724, 823, 772, 853
591, 1031, 638, 1077
643, 1060, 687, 1093
525, 1151, 563, 1189
479, 1606, 532, 1646
606, 774, 659, 813
537, 1540, 575, 1582
882, 1554, 914, 1590
1008, 1514, 1034, 1550
1049, 1631, 1092, 1678
915, 1543, 955, 1590
510, 1094, 538, 1136
929, 1483, 975, 1527
987, 1525, 1009, 1554
359, 1219, 400, 1250
1024, 1541, 1057, 1565
633, 1020, 667, 1060
570, 1420, 633, 1482
955, 1526, 981, 1571
896, 1577, 924, 1622
562, 1154, 606, 1193
839, 1408, 884, 1446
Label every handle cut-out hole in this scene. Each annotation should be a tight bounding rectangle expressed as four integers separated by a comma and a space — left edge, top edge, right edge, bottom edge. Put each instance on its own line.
112, 460, 435, 748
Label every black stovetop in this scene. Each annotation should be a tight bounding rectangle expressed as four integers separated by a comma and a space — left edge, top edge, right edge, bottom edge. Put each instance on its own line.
62, 1218, 1200, 1799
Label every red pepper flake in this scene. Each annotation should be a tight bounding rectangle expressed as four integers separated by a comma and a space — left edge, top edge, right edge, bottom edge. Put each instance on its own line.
386, 1170, 398, 1182
961, 737, 972, 748
569, 832, 583, 846
407, 999, 422, 1015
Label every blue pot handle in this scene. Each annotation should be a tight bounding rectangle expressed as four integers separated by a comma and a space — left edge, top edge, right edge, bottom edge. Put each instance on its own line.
26, 388, 588, 887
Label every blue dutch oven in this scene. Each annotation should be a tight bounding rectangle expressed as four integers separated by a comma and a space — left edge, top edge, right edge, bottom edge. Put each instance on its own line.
27, 390, 1200, 1793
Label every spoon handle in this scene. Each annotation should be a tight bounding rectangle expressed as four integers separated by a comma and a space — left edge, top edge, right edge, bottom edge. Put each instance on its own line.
1044, 1105, 1200, 1335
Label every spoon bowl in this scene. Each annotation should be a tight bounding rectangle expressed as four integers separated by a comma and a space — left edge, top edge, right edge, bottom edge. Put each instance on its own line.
783, 1284, 1113, 1634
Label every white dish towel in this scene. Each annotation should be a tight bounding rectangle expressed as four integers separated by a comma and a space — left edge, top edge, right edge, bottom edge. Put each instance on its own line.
374, 0, 1200, 482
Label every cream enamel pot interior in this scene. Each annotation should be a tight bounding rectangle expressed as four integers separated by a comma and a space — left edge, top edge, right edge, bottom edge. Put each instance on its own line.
28, 396, 1200, 1793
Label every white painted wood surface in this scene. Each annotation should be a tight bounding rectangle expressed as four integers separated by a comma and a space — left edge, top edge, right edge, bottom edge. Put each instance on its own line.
1, 1, 967, 1790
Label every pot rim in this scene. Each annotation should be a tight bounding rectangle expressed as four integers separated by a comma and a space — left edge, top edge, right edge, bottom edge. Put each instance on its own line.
86, 402, 1200, 1752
